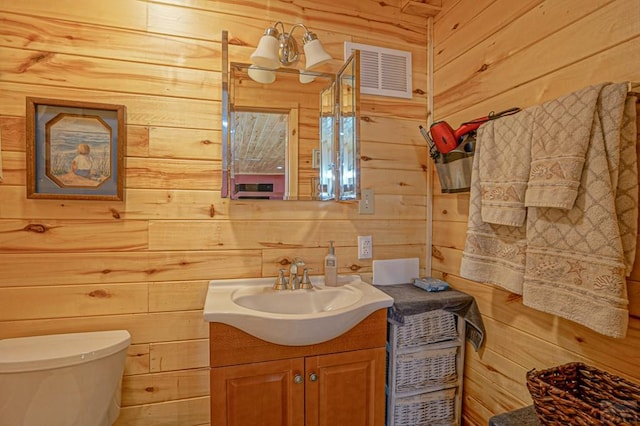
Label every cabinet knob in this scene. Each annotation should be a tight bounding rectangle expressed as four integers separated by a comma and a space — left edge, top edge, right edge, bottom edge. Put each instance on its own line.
294, 374, 304, 384
309, 373, 318, 382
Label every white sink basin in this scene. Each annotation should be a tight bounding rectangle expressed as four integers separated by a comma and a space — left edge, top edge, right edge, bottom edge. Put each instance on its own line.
203, 275, 393, 346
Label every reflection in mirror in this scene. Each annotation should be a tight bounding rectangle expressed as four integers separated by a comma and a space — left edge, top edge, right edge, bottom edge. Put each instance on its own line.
226, 62, 332, 200
319, 84, 335, 200
231, 109, 296, 200
337, 51, 360, 200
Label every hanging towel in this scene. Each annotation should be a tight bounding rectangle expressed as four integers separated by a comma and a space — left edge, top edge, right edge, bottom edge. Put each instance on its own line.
523, 83, 637, 338
460, 128, 528, 295
478, 108, 535, 226
525, 83, 607, 209
461, 82, 637, 338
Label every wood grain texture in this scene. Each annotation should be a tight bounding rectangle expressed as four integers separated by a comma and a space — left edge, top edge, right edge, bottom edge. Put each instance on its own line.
433, 2, 640, 423
0, 2, 429, 424
432, 0, 640, 425
210, 309, 387, 367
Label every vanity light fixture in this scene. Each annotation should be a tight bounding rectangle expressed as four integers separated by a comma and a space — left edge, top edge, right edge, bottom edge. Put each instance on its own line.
250, 21, 332, 72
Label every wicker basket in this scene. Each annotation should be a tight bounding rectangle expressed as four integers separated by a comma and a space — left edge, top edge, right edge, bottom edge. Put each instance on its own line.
392, 388, 457, 426
394, 347, 458, 393
396, 310, 458, 349
527, 362, 640, 425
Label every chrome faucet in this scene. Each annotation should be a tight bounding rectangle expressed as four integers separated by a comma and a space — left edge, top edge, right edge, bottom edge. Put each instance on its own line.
288, 257, 305, 290
272, 258, 313, 290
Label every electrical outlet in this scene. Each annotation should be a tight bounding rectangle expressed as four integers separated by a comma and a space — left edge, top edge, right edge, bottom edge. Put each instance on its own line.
358, 235, 372, 260
359, 189, 375, 214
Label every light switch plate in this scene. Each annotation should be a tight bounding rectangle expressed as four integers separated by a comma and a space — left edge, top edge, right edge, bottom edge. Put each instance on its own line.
359, 189, 375, 214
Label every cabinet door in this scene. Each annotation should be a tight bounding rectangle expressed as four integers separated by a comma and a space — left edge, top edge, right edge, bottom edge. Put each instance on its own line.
211, 358, 305, 426
305, 347, 386, 426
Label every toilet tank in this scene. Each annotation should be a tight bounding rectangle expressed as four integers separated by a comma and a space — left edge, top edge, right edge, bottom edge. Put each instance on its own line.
0, 330, 131, 426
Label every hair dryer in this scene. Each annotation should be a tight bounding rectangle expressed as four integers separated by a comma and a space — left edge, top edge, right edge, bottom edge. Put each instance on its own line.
429, 107, 521, 154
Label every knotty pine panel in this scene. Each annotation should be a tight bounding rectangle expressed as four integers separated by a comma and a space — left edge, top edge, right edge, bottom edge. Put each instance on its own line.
148, 219, 426, 251
149, 339, 210, 372
126, 344, 151, 376
360, 168, 428, 196
432, 0, 494, 51
0, 11, 217, 70
0, 283, 149, 320
464, 346, 532, 404
149, 280, 208, 312
115, 396, 210, 426
0, 186, 427, 221
261, 244, 428, 277
0, 310, 209, 343
0, 0, 147, 30
437, 38, 640, 127
0, 219, 147, 252
449, 275, 640, 379
361, 140, 429, 171
360, 114, 427, 145
435, 0, 638, 119
434, 0, 612, 95
0, 185, 128, 220
148, 127, 219, 160
0, 250, 263, 286
0, 82, 220, 129
147, 0, 427, 47
121, 368, 209, 406
0, 116, 23, 151
126, 157, 220, 190
0, 47, 217, 100
432, 193, 471, 223
0, 151, 23, 185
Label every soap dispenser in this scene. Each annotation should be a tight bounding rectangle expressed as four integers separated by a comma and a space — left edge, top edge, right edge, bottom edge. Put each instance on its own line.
324, 241, 338, 287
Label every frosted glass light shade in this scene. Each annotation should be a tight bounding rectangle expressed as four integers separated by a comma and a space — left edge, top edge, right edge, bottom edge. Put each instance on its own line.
248, 65, 276, 84
299, 71, 315, 84
304, 39, 332, 70
250, 35, 280, 69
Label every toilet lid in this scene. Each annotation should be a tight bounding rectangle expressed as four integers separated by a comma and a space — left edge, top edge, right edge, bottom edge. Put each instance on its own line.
0, 330, 131, 373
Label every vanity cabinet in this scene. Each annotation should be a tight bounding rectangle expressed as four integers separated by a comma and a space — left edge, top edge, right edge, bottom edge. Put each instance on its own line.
209, 309, 387, 426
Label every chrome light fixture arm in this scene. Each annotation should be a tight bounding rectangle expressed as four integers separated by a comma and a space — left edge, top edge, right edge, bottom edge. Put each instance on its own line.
262, 22, 317, 66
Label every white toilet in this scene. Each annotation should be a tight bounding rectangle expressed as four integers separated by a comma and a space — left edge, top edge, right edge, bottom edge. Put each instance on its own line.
0, 330, 131, 426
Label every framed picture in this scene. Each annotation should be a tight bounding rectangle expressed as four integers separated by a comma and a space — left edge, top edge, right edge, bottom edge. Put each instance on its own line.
26, 97, 126, 201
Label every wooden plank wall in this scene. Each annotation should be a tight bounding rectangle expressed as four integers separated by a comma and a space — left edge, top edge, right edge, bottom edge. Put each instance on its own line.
431, 0, 640, 424
0, 1, 429, 425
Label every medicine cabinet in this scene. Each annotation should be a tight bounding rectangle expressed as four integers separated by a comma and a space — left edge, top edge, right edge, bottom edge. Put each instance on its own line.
221, 31, 360, 201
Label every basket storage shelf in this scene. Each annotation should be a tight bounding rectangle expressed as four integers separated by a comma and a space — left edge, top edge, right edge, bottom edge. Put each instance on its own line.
527, 362, 640, 426
386, 309, 466, 426
393, 346, 459, 394
396, 309, 458, 349
391, 387, 458, 426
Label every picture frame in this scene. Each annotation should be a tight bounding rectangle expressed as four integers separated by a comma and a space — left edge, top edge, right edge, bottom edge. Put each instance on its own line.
26, 97, 126, 201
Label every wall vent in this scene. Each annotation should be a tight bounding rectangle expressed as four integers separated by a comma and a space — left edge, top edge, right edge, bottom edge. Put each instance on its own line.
344, 42, 412, 99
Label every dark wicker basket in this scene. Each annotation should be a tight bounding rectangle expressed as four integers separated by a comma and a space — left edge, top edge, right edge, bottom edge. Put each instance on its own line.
526, 362, 640, 425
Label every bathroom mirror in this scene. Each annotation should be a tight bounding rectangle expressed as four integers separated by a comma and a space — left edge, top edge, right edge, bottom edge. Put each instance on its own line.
221, 30, 360, 201
336, 51, 360, 200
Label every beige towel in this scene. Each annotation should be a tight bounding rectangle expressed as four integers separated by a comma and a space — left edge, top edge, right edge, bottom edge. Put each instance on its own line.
461, 82, 637, 338
478, 108, 535, 226
523, 83, 636, 338
460, 129, 528, 295
525, 83, 607, 209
